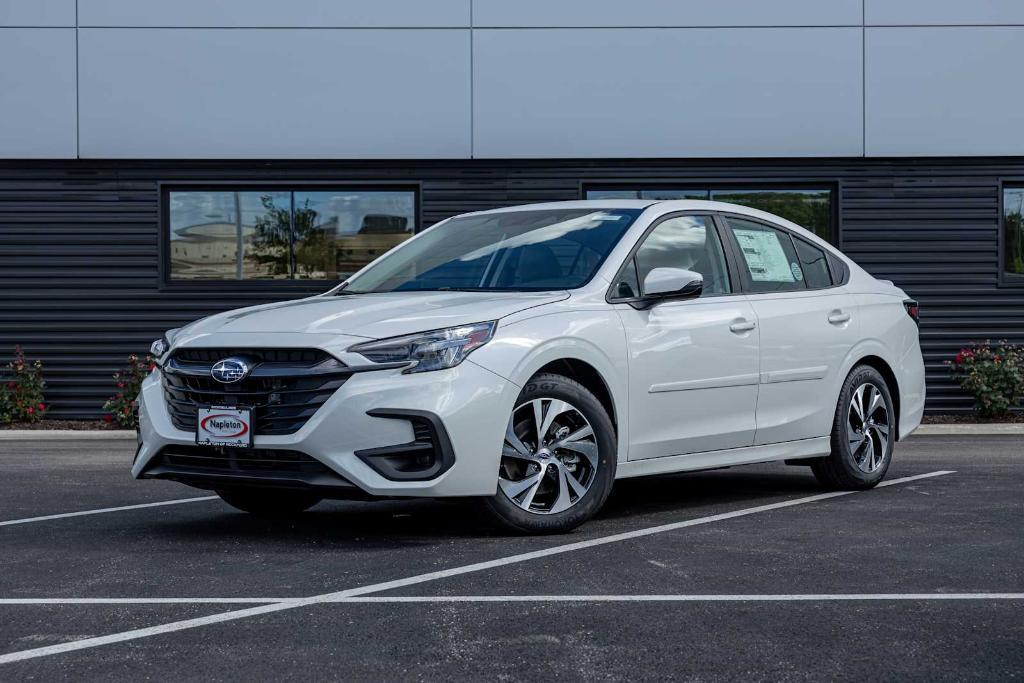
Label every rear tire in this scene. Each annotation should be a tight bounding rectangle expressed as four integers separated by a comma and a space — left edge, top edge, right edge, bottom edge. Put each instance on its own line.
481, 373, 617, 534
216, 489, 321, 516
812, 365, 895, 490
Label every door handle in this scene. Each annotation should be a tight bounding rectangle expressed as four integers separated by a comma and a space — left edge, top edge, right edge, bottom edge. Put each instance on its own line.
729, 320, 757, 333
828, 310, 851, 324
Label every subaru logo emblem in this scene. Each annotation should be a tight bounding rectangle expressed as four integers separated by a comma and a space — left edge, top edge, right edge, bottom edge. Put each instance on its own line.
211, 357, 250, 384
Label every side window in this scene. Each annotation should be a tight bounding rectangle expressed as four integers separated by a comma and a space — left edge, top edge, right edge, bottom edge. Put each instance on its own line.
726, 218, 806, 293
625, 215, 731, 296
793, 237, 833, 289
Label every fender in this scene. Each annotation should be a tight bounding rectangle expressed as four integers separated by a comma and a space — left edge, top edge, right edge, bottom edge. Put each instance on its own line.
469, 309, 630, 462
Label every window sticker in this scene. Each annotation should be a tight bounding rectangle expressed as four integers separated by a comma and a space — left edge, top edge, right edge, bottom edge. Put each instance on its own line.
733, 229, 795, 282
790, 262, 803, 281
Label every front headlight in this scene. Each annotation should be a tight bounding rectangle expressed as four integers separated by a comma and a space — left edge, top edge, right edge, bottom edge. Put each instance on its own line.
150, 327, 180, 366
349, 321, 497, 374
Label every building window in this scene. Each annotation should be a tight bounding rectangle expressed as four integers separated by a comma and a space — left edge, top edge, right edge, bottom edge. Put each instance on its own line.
585, 185, 835, 243
165, 186, 417, 281
1004, 185, 1024, 283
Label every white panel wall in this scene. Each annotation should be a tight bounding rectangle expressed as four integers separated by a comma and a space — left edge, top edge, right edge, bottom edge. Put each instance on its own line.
0, 0, 75, 26
79, 0, 469, 28
865, 27, 1024, 156
0, 29, 77, 158
77, 29, 471, 158
866, 0, 1024, 25
473, 28, 863, 158
4, 1, 1024, 159
474, 0, 862, 28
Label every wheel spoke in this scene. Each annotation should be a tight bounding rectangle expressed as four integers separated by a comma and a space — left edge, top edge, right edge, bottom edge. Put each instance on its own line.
552, 425, 597, 466
549, 466, 574, 514
866, 386, 883, 419
565, 464, 589, 497
502, 446, 541, 463
538, 399, 572, 445
499, 471, 544, 509
530, 399, 546, 447
504, 422, 531, 456
847, 433, 864, 452
851, 385, 866, 423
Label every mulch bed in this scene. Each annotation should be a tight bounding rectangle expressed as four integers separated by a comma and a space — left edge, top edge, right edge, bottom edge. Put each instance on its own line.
1, 419, 124, 430
921, 414, 1024, 424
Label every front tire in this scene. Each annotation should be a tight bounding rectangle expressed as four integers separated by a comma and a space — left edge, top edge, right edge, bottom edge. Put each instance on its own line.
216, 489, 321, 516
812, 365, 895, 490
482, 373, 617, 534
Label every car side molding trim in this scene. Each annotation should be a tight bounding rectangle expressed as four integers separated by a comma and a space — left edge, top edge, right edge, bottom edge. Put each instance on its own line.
759, 366, 829, 384
649, 373, 759, 393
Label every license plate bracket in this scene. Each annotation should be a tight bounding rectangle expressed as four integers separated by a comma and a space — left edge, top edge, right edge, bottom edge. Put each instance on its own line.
196, 406, 253, 448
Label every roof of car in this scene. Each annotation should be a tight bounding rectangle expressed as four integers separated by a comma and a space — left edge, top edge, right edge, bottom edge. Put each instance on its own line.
464, 199, 825, 246
471, 199, 761, 214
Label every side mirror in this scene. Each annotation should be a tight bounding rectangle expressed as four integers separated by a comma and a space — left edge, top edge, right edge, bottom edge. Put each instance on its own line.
638, 267, 703, 308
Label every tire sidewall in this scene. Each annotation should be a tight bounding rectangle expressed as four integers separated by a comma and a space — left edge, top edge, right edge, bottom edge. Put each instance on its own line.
832, 366, 895, 486
484, 374, 617, 534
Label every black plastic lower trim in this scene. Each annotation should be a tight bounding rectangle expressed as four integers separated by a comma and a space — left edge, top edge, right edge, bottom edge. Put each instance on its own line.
140, 445, 372, 500
354, 409, 456, 481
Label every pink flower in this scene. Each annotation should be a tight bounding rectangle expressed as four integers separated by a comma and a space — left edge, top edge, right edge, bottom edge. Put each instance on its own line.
103, 415, 113, 423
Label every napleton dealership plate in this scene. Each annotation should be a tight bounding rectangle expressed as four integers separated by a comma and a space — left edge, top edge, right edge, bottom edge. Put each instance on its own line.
196, 406, 252, 448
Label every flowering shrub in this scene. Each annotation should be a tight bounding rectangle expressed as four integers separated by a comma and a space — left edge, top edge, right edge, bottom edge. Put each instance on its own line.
103, 354, 155, 429
0, 346, 48, 424
948, 341, 1024, 418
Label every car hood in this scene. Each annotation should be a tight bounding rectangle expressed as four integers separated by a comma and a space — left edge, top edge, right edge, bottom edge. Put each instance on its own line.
179, 291, 568, 341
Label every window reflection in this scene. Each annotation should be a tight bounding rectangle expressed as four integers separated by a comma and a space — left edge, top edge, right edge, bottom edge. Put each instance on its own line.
587, 186, 833, 241
168, 188, 416, 281
168, 191, 290, 280
292, 191, 415, 279
1004, 187, 1024, 276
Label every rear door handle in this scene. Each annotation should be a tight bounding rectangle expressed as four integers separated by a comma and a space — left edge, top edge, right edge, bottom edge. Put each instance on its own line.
729, 320, 757, 333
828, 310, 851, 324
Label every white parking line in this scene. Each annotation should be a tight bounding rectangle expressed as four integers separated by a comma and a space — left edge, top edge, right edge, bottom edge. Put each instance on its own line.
0, 470, 954, 665
0, 598, 288, 605
0, 497, 218, 527
2, 591, 1018, 606
330, 593, 1024, 603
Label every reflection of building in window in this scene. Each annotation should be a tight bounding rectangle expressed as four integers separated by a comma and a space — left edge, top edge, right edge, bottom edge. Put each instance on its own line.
586, 186, 834, 242
167, 188, 416, 280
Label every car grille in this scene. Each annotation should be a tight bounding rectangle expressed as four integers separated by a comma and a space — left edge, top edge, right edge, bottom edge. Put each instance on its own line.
162, 348, 350, 436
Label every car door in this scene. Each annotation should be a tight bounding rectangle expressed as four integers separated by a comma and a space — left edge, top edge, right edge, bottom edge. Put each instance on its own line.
611, 213, 760, 459
721, 215, 860, 445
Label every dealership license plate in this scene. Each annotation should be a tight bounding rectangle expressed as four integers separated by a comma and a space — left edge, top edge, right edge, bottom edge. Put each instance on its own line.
196, 406, 253, 448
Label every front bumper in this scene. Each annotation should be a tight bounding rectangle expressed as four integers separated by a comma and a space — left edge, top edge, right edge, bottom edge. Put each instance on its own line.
133, 359, 517, 498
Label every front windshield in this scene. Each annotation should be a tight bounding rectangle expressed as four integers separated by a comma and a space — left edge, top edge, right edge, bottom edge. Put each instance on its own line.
341, 208, 642, 293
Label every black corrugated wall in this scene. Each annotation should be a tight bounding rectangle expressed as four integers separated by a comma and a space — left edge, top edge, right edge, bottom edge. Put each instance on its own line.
1, 158, 1022, 418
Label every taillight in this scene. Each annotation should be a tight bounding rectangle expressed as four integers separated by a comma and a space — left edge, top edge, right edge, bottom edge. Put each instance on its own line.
903, 299, 920, 326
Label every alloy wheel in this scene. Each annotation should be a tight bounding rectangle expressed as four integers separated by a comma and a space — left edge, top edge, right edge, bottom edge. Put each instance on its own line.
847, 383, 891, 473
499, 398, 599, 515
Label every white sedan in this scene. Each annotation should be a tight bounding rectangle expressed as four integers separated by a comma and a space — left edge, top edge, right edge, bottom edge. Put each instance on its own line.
134, 200, 925, 533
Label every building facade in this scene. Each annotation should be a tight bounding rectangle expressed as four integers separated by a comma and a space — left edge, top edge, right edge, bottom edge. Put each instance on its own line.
1, 0, 1023, 417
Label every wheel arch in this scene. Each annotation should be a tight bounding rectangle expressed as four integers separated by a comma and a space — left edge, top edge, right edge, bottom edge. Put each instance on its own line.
849, 354, 902, 441
533, 357, 618, 431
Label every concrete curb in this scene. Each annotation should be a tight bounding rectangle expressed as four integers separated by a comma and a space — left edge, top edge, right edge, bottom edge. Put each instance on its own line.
912, 423, 1024, 436
0, 430, 136, 440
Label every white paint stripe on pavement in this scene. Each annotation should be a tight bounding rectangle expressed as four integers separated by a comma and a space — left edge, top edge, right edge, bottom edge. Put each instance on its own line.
0, 470, 955, 665
0, 598, 291, 605
328, 593, 1024, 603
0, 497, 218, 527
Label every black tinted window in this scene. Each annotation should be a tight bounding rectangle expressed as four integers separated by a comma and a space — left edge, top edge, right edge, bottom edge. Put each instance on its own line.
793, 237, 833, 289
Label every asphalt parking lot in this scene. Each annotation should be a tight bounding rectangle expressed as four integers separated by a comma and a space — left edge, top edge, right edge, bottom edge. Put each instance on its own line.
0, 434, 1021, 680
